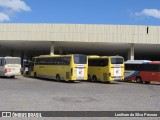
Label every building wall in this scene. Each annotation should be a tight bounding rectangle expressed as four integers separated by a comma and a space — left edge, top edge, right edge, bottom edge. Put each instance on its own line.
0, 24, 160, 44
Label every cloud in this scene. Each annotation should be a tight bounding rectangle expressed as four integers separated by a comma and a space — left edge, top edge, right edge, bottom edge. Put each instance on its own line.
0, 12, 10, 21
0, 0, 31, 12
135, 9, 160, 19
0, 0, 31, 22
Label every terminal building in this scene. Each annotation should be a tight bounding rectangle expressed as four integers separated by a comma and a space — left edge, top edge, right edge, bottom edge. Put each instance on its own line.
0, 24, 160, 62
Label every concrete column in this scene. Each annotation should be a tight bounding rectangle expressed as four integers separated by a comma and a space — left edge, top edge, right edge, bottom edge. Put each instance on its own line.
50, 41, 54, 55
128, 43, 134, 60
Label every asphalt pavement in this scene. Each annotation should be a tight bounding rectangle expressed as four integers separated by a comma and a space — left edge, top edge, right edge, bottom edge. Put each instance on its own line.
0, 76, 159, 119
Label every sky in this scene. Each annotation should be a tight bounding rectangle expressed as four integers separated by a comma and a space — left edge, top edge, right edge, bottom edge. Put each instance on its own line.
0, 0, 160, 26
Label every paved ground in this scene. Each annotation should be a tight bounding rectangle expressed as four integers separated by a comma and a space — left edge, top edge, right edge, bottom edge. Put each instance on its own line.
0, 76, 159, 119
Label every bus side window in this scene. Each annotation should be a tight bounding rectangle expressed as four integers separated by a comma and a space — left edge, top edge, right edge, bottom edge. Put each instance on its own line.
94, 59, 98, 66
149, 64, 159, 72
130, 64, 139, 71
37, 58, 40, 65
53, 58, 56, 64
125, 64, 135, 70
35, 58, 38, 64
88, 59, 92, 66
62, 57, 68, 65
46, 58, 48, 64
49, 58, 52, 64
125, 64, 129, 70
66, 57, 70, 65
54, 58, 58, 65
91, 59, 94, 66
32, 58, 35, 62
2, 59, 5, 66
135, 64, 139, 70
53, 58, 57, 65
139, 64, 148, 71
158, 65, 160, 72
104, 58, 108, 66
99, 59, 104, 66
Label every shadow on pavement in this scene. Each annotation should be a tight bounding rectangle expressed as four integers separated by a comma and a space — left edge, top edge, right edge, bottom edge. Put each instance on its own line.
0, 76, 18, 80
23, 76, 81, 84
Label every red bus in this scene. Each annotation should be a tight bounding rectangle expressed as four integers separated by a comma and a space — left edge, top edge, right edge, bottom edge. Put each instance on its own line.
124, 60, 160, 84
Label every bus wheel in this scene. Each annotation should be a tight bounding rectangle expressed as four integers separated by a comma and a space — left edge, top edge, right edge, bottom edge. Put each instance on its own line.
136, 76, 142, 83
144, 81, 150, 84
88, 75, 92, 82
34, 72, 37, 78
92, 76, 97, 82
56, 75, 61, 81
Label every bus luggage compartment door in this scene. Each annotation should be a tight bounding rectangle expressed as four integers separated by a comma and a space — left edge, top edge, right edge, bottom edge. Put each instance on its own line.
76, 67, 84, 80
112, 67, 122, 80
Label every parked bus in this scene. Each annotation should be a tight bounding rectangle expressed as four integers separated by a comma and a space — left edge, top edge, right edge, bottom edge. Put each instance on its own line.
0, 57, 21, 78
88, 56, 124, 82
125, 60, 160, 84
30, 54, 88, 81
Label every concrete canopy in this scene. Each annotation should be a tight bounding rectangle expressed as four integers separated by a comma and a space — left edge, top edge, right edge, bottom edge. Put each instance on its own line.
0, 24, 160, 60
0, 40, 160, 60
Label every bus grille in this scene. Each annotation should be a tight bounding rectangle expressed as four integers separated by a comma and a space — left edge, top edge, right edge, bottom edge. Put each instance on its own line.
66, 72, 69, 79
103, 73, 108, 81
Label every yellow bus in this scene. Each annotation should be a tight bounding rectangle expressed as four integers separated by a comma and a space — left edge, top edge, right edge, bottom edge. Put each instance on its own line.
30, 54, 88, 81
88, 56, 124, 82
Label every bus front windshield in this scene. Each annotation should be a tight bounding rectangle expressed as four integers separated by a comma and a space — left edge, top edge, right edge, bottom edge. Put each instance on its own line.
111, 58, 123, 64
74, 55, 87, 64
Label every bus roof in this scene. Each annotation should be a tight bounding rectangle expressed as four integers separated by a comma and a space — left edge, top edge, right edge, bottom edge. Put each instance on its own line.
34, 54, 66, 58
39, 54, 60, 57
88, 55, 123, 59
149, 61, 160, 64
33, 54, 86, 58
88, 55, 100, 58
101, 56, 123, 58
0, 57, 20, 59
125, 60, 151, 64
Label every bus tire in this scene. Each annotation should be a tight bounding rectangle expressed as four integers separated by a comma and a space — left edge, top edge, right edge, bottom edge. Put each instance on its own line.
136, 76, 143, 83
88, 75, 92, 82
144, 81, 150, 84
68, 80, 74, 83
56, 74, 61, 81
34, 72, 37, 78
10, 76, 15, 78
92, 75, 97, 82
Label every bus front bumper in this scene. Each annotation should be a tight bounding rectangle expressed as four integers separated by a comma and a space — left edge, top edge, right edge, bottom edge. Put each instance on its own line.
111, 76, 124, 81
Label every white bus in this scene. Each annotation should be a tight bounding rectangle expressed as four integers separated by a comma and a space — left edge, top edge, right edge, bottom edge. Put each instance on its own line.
0, 57, 21, 78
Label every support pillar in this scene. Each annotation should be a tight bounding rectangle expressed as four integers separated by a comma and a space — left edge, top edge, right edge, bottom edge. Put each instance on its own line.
50, 41, 54, 55
128, 43, 134, 60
